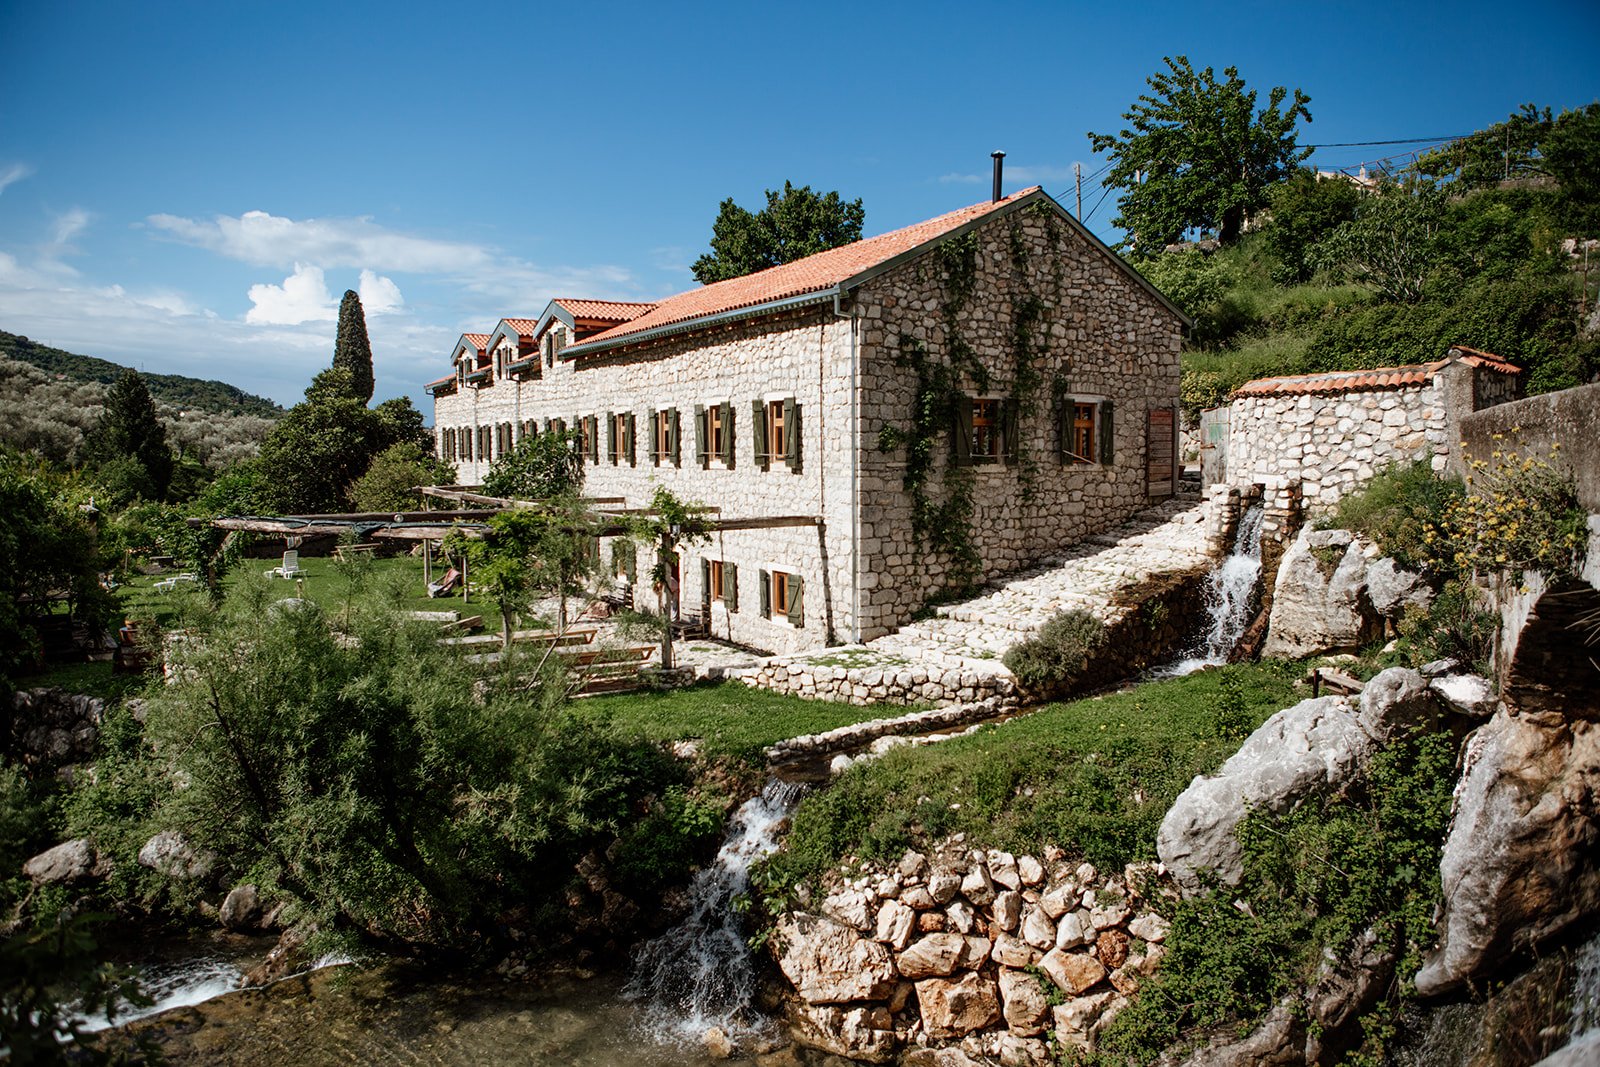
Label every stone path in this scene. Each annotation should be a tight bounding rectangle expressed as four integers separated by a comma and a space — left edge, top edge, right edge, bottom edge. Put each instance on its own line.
736, 493, 1227, 707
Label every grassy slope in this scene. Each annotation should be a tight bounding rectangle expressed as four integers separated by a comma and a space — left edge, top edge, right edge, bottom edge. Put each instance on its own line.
773, 662, 1301, 883
0, 331, 282, 417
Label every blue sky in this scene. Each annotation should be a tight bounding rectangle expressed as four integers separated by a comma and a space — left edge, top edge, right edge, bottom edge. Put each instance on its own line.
2, 0, 1596, 414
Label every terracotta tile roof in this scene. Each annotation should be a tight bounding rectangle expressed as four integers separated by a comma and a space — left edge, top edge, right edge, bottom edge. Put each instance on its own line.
501, 318, 540, 336
568, 188, 1043, 353
1233, 348, 1522, 398
551, 299, 657, 322
426, 374, 454, 387
460, 333, 490, 351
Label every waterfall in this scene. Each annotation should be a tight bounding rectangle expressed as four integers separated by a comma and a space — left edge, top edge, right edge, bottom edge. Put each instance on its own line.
73, 956, 245, 1033
1567, 929, 1600, 1048
625, 778, 806, 1046
1164, 503, 1265, 677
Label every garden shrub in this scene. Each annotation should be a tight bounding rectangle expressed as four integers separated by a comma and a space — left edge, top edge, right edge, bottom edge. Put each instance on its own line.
1002, 609, 1106, 694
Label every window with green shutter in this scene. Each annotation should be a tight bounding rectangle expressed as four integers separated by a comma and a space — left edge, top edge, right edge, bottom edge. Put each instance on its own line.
719, 401, 734, 468
694, 405, 708, 468
726, 561, 738, 612
625, 412, 637, 466
1099, 399, 1115, 465
647, 408, 658, 463
752, 399, 768, 471
607, 412, 618, 464
784, 398, 801, 472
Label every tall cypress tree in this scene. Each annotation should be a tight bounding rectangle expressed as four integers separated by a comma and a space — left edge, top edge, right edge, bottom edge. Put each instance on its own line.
332, 289, 375, 403
85, 370, 174, 499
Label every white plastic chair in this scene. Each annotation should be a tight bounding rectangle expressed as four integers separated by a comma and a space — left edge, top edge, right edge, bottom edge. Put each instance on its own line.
265, 550, 302, 579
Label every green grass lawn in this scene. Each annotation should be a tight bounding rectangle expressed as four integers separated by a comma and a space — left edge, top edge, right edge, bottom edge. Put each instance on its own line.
769, 661, 1302, 885
575, 682, 903, 764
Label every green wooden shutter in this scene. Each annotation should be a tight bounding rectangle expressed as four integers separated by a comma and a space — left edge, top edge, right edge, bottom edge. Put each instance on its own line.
694, 405, 708, 468
752, 399, 768, 471
759, 569, 770, 618
701, 558, 710, 604
670, 408, 682, 467
647, 408, 658, 463
1099, 399, 1115, 466
953, 395, 974, 466
607, 412, 618, 464
1059, 395, 1076, 464
720, 401, 734, 468
626, 413, 637, 466
787, 574, 804, 627
784, 398, 801, 472
1003, 398, 1021, 466
726, 562, 738, 612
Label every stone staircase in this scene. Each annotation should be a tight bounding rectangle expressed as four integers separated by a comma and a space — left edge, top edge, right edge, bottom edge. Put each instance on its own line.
736, 492, 1224, 707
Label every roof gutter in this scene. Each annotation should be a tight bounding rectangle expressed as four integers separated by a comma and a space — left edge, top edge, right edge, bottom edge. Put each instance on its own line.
563, 288, 842, 359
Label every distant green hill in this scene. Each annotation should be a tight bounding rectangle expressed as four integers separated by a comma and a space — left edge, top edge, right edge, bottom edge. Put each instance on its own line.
0, 330, 283, 418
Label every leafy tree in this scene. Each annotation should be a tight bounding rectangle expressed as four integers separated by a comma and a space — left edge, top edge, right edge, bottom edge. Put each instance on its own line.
253, 369, 429, 513
1262, 168, 1363, 284
691, 181, 865, 284
141, 585, 685, 953
1313, 179, 1447, 303
351, 443, 453, 513
0, 454, 116, 690
82, 371, 174, 501
1414, 103, 1553, 190
332, 289, 375, 403
481, 428, 584, 500
1089, 56, 1312, 247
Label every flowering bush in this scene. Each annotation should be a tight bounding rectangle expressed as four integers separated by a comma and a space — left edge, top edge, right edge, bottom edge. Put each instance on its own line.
1424, 439, 1587, 581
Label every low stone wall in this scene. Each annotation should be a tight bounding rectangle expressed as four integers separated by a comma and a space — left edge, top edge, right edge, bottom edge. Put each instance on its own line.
764, 698, 1014, 767
1455, 383, 1600, 512
734, 652, 1016, 708
773, 843, 1171, 1063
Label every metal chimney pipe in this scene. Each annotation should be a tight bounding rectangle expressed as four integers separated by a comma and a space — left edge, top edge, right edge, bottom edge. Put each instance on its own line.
991, 151, 1006, 202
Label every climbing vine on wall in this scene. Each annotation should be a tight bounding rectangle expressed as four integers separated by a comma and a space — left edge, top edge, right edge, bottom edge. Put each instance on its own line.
878, 210, 1062, 588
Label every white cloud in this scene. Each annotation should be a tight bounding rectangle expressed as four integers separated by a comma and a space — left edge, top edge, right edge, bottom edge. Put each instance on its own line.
357, 268, 404, 315
0, 164, 32, 196
245, 263, 337, 325
51, 208, 90, 247
147, 209, 493, 273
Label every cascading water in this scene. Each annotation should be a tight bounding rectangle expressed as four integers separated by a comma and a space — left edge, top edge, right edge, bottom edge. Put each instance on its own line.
1163, 503, 1265, 677
625, 778, 806, 1046
1562, 929, 1600, 1054
73, 956, 246, 1033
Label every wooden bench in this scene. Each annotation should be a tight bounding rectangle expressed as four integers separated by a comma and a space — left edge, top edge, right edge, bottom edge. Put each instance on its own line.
559, 645, 657, 694
1308, 666, 1365, 697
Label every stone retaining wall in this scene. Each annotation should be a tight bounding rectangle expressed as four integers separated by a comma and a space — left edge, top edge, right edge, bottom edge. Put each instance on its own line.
772, 843, 1172, 1063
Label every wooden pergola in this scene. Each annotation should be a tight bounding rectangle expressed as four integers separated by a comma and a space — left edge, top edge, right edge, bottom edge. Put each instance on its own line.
191, 487, 822, 670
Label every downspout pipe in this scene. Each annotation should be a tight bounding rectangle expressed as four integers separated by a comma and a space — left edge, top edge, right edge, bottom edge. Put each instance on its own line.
831, 286, 861, 644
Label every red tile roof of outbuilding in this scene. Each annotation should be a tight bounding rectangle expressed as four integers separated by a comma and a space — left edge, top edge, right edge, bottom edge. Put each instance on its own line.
1232, 347, 1522, 398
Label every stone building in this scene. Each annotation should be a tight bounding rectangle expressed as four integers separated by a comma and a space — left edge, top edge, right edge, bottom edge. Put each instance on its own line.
1212, 346, 1523, 510
428, 188, 1187, 652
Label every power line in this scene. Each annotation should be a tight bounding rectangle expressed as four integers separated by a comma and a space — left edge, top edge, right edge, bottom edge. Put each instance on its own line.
1305, 135, 1468, 148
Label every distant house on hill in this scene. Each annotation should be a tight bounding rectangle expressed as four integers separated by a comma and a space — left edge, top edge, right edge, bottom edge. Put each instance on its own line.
428, 187, 1188, 651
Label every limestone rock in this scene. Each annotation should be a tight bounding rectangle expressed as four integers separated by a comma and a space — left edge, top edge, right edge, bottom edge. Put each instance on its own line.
1089, 902, 1129, 930
997, 1033, 1051, 1066
1430, 672, 1497, 718
876, 899, 916, 950
1414, 710, 1600, 996
1127, 912, 1170, 944
822, 887, 874, 931
1020, 906, 1056, 951
997, 968, 1050, 1036
1038, 948, 1106, 996
1017, 855, 1044, 887
702, 1026, 735, 1059
897, 932, 967, 979
1039, 882, 1076, 920
1263, 529, 1381, 658
775, 913, 898, 1004
23, 838, 98, 885
900, 850, 929, 881
991, 934, 1039, 968
1366, 557, 1432, 619
790, 1002, 897, 1064
960, 864, 996, 906
1051, 989, 1118, 1036
1054, 911, 1090, 950
928, 866, 961, 904
915, 972, 1001, 1039
219, 884, 262, 931
1158, 695, 1373, 892
137, 830, 217, 881
1096, 929, 1130, 970
987, 851, 1021, 891
992, 890, 1021, 931
902, 885, 937, 910
1358, 667, 1441, 737
946, 901, 976, 934
958, 936, 992, 971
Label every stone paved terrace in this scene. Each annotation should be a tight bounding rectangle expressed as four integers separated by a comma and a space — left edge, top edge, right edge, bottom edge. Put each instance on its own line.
732, 493, 1227, 707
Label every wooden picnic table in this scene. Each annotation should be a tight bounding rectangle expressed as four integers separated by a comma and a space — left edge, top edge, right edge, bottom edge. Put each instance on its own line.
333, 542, 381, 560
440, 627, 597, 650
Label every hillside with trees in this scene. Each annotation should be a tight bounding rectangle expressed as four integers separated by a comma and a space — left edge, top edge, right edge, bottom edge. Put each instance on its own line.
1099, 89, 1600, 415
0, 331, 282, 417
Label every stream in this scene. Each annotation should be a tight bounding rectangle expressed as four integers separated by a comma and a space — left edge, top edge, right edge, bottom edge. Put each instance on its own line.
1160, 501, 1265, 676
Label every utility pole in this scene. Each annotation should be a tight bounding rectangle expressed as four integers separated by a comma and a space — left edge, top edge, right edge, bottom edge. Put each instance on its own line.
1074, 162, 1083, 219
